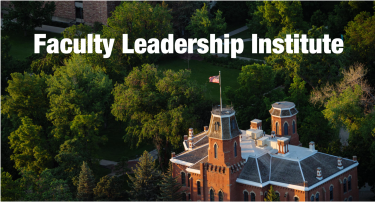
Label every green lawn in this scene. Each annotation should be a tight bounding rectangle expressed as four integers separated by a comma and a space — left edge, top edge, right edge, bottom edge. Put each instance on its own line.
2, 30, 63, 60
156, 58, 241, 103
96, 118, 155, 162
239, 41, 271, 60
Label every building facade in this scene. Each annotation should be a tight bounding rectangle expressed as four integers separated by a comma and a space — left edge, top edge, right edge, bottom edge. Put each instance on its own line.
1, 1, 120, 25
170, 101, 359, 201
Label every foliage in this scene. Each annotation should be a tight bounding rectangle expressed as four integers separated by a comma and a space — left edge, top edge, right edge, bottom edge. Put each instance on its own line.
63, 24, 93, 40
103, 1, 173, 70
310, 10, 326, 27
2, 1, 55, 36
186, 3, 227, 38
264, 185, 279, 201
8, 117, 54, 175
158, 163, 182, 201
168, 1, 203, 36
127, 151, 162, 201
111, 64, 208, 170
77, 161, 96, 201
1, 168, 22, 201
202, 54, 263, 70
93, 175, 128, 201
211, 1, 248, 24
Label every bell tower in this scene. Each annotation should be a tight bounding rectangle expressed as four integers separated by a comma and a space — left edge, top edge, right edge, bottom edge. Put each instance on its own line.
269, 101, 300, 145
207, 106, 242, 166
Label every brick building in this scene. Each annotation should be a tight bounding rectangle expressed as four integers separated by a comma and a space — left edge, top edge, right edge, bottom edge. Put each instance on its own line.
170, 101, 359, 201
1, 1, 120, 25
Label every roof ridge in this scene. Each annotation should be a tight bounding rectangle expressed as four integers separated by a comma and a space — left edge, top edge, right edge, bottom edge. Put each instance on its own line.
255, 158, 262, 183
269, 156, 272, 182
175, 143, 209, 158
298, 161, 305, 182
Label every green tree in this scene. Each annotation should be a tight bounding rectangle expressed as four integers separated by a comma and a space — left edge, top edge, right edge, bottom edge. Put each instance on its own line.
264, 185, 279, 201
168, 1, 203, 37
158, 163, 182, 201
2, 1, 55, 35
211, 1, 248, 24
93, 175, 128, 201
1, 168, 22, 201
103, 1, 173, 70
8, 117, 54, 174
111, 64, 209, 170
310, 10, 326, 27
186, 3, 227, 38
127, 151, 162, 201
77, 161, 96, 201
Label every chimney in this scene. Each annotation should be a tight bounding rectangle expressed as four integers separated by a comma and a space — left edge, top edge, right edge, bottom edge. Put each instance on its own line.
171, 152, 175, 158
277, 138, 289, 154
271, 131, 275, 138
184, 135, 188, 141
353, 156, 357, 162
250, 119, 262, 130
309, 141, 315, 150
188, 128, 194, 150
204, 126, 209, 131
337, 157, 343, 169
316, 167, 323, 180
304, 181, 308, 187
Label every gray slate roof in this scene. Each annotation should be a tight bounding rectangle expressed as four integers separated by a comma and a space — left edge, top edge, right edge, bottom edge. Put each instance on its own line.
190, 156, 208, 170
174, 144, 208, 164
270, 157, 304, 186
238, 157, 261, 183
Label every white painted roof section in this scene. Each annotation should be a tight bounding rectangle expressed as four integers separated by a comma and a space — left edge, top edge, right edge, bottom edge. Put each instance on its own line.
239, 130, 317, 161
251, 119, 262, 123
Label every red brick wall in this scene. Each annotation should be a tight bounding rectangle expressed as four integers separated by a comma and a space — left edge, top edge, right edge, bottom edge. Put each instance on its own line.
82, 1, 107, 25
271, 115, 300, 145
54, 1, 75, 20
208, 136, 242, 167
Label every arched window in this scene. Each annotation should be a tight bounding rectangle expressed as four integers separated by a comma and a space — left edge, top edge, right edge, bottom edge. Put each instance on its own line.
294, 196, 299, 201
348, 196, 352, 201
343, 178, 347, 193
218, 191, 223, 201
316, 193, 319, 201
311, 195, 314, 201
276, 192, 280, 201
197, 181, 201, 195
264, 191, 268, 199
244, 191, 249, 201
187, 173, 191, 187
348, 176, 352, 191
214, 144, 218, 159
251, 192, 255, 201
330, 185, 333, 200
293, 120, 296, 134
182, 193, 186, 201
284, 122, 288, 136
276, 122, 279, 135
210, 189, 214, 201
181, 172, 186, 186
234, 142, 237, 157
188, 193, 191, 200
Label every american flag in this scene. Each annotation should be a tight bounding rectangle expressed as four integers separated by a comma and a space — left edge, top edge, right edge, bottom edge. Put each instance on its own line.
209, 75, 219, 83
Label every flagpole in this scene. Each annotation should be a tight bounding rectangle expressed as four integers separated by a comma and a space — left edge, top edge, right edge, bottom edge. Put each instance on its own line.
219, 71, 222, 111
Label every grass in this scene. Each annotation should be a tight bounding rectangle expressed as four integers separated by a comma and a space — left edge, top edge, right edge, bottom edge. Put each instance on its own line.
96, 119, 155, 162
239, 41, 271, 60
2, 30, 63, 60
156, 58, 241, 103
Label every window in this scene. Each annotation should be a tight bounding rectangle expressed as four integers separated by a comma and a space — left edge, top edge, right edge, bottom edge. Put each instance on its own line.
231, 119, 236, 130
218, 191, 223, 201
276, 192, 280, 201
348, 196, 352, 201
316, 193, 319, 201
182, 193, 186, 201
181, 172, 186, 186
197, 181, 201, 195
188, 173, 191, 187
234, 142, 237, 157
215, 122, 220, 131
344, 178, 347, 193
251, 192, 255, 201
264, 191, 268, 199
188, 193, 191, 200
330, 185, 333, 201
348, 176, 352, 191
75, 1, 83, 19
244, 191, 248, 201
210, 189, 214, 201
294, 196, 299, 201
293, 120, 296, 134
311, 195, 314, 201
214, 144, 218, 159
276, 122, 279, 135
284, 122, 288, 136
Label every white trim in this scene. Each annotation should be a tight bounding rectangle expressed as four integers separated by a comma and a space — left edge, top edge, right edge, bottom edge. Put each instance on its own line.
170, 158, 194, 166
269, 156, 272, 181
186, 167, 200, 174
183, 140, 188, 151
255, 158, 262, 183
236, 162, 358, 191
211, 112, 235, 118
271, 114, 298, 118
317, 152, 357, 162
194, 135, 207, 146
298, 161, 305, 182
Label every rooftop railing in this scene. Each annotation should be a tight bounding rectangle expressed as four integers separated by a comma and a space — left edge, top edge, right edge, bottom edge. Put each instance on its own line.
212, 105, 235, 115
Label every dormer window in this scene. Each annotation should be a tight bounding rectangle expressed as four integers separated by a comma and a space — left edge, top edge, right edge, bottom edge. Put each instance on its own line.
215, 122, 220, 131
234, 142, 237, 157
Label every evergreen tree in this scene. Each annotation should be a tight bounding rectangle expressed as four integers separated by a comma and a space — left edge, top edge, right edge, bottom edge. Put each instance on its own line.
127, 151, 162, 201
264, 185, 279, 201
93, 175, 127, 201
158, 163, 182, 201
77, 161, 96, 201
